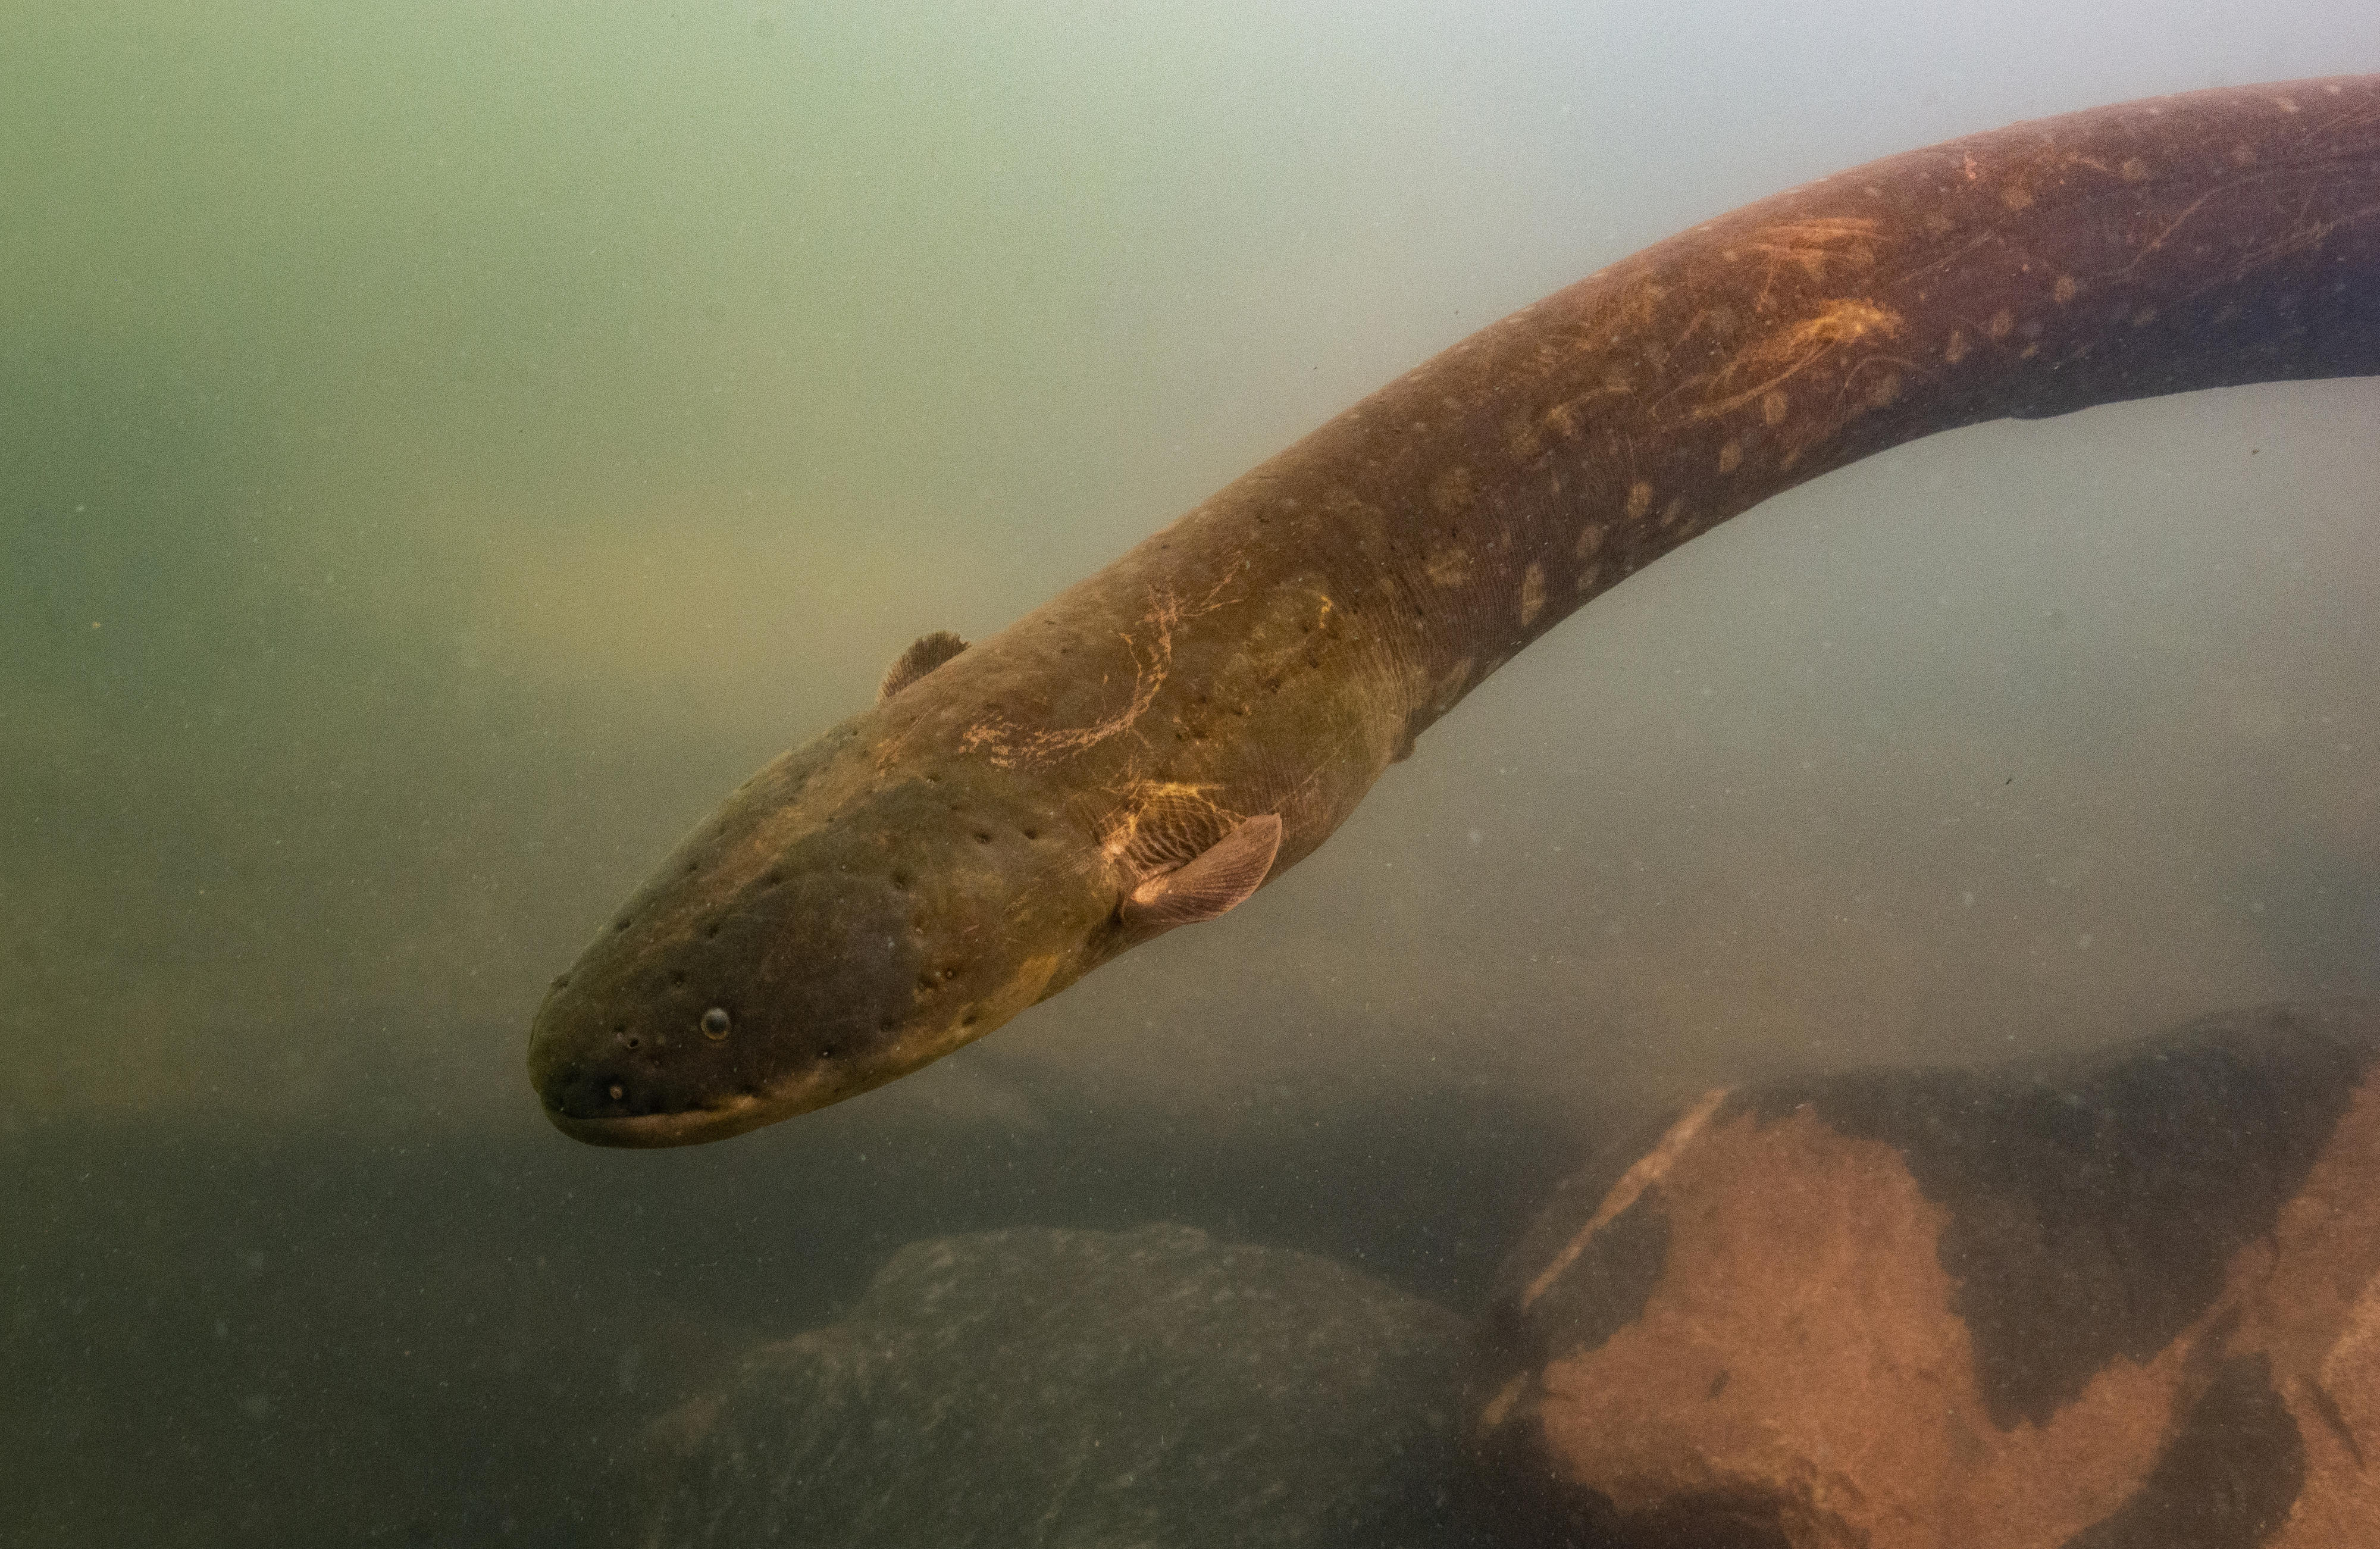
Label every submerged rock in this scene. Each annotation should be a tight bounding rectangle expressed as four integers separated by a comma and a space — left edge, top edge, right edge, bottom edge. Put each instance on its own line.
1468, 1000, 2380, 1548
623, 1222, 1469, 1548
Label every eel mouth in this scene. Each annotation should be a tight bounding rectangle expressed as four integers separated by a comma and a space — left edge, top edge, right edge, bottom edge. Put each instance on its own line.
540, 1092, 779, 1149
536, 1053, 902, 1147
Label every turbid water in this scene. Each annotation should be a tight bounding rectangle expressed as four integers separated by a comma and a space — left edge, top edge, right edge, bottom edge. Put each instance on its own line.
8, 4, 2380, 1543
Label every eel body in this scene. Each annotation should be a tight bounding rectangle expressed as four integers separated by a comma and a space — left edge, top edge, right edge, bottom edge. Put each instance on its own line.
531, 76, 2380, 1146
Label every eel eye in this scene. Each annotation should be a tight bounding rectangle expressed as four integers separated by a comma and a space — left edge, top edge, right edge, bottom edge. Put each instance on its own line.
700, 1007, 732, 1040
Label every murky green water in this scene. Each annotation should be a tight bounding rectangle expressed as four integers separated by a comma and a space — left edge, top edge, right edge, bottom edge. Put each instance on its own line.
8, 4, 2379, 1542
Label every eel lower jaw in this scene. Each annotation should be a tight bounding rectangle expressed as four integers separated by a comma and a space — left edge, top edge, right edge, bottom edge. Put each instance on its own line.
537, 1056, 907, 1148
535, 1008, 1023, 1147
541, 1094, 780, 1148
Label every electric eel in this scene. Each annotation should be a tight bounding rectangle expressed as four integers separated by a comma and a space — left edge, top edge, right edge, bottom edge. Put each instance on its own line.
531, 76, 2380, 1147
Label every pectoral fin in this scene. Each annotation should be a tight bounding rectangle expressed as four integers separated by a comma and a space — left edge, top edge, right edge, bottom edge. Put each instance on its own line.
878, 631, 969, 701
1120, 813, 1282, 930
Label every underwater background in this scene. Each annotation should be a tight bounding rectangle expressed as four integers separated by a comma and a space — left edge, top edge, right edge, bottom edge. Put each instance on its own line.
8, 2, 2380, 1542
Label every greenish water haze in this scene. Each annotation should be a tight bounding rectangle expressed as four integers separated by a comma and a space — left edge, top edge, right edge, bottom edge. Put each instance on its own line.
7, 1, 2380, 1541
